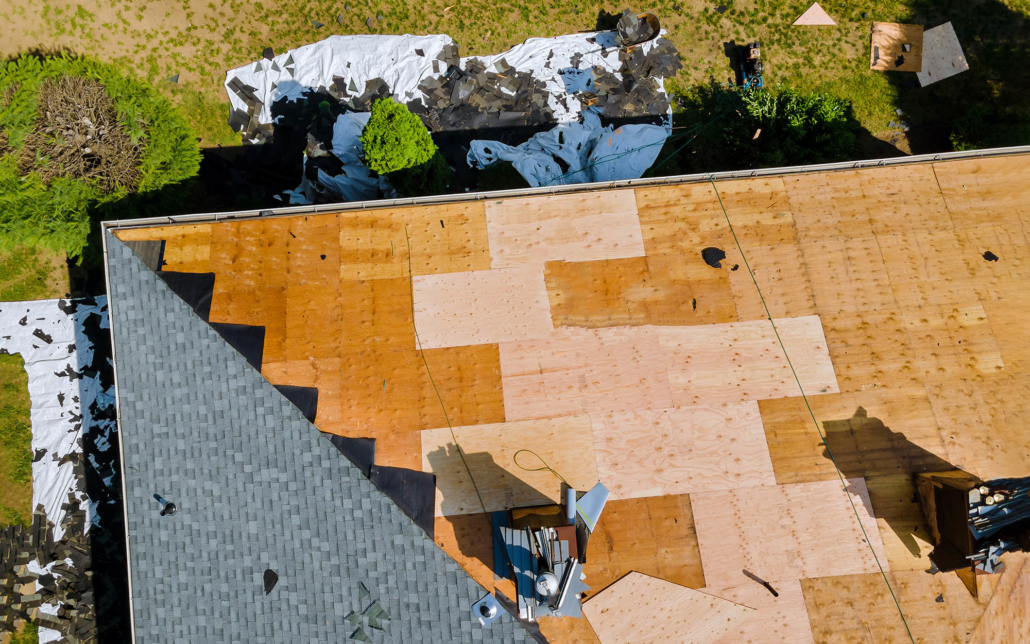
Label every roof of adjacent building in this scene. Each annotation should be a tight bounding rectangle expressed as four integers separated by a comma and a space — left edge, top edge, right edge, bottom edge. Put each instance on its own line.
105, 234, 529, 643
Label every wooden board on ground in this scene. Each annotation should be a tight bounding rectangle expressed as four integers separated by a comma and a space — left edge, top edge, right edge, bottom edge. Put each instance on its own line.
917, 22, 969, 87
802, 570, 992, 644
582, 494, 707, 596
421, 416, 598, 515
412, 266, 553, 349
583, 572, 755, 644
969, 554, 1030, 644
657, 316, 839, 406
793, 3, 836, 26
591, 402, 776, 499
706, 579, 815, 644
485, 190, 645, 268
870, 22, 924, 73
690, 479, 889, 587
499, 326, 673, 421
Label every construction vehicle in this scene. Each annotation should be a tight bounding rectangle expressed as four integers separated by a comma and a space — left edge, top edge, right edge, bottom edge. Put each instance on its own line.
738, 40, 764, 90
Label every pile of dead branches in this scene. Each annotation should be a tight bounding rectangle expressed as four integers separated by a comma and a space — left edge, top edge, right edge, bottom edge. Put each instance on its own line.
17, 77, 142, 192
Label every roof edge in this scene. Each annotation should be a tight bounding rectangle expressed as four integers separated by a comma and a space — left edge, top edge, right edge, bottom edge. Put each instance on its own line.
101, 145, 1030, 232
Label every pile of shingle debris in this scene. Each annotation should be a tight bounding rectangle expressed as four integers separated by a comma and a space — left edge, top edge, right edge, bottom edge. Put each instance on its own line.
1, 496, 101, 643
583, 38, 682, 117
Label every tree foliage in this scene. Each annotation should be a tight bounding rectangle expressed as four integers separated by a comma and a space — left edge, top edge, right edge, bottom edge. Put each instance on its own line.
652, 84, 858, 176
360, 98, 436, 174
0, 55, 200, 259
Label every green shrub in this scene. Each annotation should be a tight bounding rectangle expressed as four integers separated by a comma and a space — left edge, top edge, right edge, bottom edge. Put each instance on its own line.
360, 98, 436, 174
0, 55, 201, 259
387, 151, 452, 198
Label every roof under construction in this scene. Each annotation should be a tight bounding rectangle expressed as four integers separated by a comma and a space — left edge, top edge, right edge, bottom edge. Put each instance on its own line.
104, 149, 1030, 643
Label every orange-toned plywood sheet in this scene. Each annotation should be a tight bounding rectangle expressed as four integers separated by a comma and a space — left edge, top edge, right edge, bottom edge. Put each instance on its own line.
803, 570, 992, 644
691, 479, 889, 587
412, 266, 553, 349
818, 309, 923, 392
984, 282, 1030, 372
969, 554, 1030, 644
421, 416, 599, 516
499, 326, 673, 421
583, 572, 755, 644
706, 579, 814, 644
759, 388, 948, 485
724, 243, 817, 321
902, 303, 1005, 381
339, 201, 491, 279
582, 494, 707, 596
870, 22, 924, 72
657, 316, 839, 406
591, 403, 776, 499
801, 236, 898, 314
433, 513, 495, 590
115, 224, 213, 273
484, 190, 645, 268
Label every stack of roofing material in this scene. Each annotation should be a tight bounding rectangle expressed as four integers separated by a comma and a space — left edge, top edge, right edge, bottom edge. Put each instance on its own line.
969, 477, 1030, 573
615, 10, 657, 46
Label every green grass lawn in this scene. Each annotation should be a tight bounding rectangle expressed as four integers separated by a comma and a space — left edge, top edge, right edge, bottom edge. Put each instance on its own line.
1, 0, 1027, 151
0, 353, 33, 527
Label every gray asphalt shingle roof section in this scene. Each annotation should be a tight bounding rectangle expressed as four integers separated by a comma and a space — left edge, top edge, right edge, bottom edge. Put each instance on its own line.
105, 234, 530, 644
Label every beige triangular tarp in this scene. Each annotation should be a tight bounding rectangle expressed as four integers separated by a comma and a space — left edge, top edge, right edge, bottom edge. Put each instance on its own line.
793, 2, 836, 26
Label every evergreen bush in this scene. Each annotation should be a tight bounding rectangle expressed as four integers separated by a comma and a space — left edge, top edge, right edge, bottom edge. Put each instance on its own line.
0, 55, 200, 259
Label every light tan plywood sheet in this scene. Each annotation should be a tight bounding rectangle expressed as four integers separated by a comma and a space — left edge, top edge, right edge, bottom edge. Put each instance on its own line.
801, 236, 897, 314
927, 375, 1030, 479
658, 316, 839, 406
803, 570, 992, 644
499, 326, 673, 421
412, 266, 553, 349
339, 201, 491, 279
706, 579, 814, 644
484, 190, 644, 268
917, 22, 969, 87
783, 173, 875, 242
591, 403, 776, 499
725, 243, 817, 321
582, 494, 707, 596
969, 554, 1030, 644
691, 479, 889, 587
421, 415, 599, 516
933, 156, 1030, 224
984, 282, 1030, 372
793, 2, 835, 26
583, 572, 755, 644
870, 22, 924, 72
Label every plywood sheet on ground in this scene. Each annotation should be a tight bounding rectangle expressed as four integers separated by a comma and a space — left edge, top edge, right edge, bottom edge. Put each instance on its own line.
499, 326, 673, 421
803, 570, 992, 644
691, 479, 889, 587
485, 190, 644, 268
870, 22, 924, 72
658, 316, 839, 406
917, 22, 969, 87
412, 266, 553, 349
706, 579, 814, 644
421, 416, 598, 515
969, 554, 1030, 644
582, 494, 706, 596
583, 572, 754, 644
592, 403, 776, 499
793, 3, 835, 26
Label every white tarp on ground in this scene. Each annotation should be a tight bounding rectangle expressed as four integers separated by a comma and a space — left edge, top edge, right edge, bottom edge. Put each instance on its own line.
225, 33, 670, 128
467, 110, 668, 186
225, 33, 673, 202
0, 297, 114, 644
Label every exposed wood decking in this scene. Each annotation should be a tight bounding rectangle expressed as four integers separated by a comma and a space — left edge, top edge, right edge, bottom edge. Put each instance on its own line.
114, 154, 1030, 643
